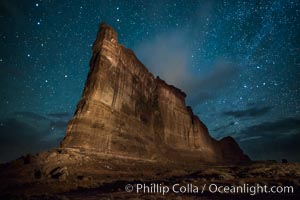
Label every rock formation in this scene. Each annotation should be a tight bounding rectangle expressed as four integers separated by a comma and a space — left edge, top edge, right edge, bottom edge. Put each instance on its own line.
4, 23, 300, 200
61, 23, 249, 163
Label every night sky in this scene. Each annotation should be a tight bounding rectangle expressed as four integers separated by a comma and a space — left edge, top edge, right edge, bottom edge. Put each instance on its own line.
0, 0, 299, 162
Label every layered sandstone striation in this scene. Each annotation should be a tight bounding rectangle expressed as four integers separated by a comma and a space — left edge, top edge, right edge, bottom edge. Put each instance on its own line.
61, 23, 249, 163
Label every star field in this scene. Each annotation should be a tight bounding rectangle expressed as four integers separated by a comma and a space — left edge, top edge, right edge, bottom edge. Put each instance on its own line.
0, 0, 299, 162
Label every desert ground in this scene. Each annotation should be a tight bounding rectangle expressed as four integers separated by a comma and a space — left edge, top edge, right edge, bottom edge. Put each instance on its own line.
0, 148, 299, 199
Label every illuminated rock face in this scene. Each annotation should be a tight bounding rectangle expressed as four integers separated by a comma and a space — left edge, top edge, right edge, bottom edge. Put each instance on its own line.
61, 23, 249, 163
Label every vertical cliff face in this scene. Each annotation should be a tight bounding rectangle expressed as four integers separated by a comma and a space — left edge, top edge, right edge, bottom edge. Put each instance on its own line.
61, 23, 249, 163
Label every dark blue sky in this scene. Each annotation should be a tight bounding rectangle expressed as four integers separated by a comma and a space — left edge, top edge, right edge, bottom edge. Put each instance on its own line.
0, 0, 299, 162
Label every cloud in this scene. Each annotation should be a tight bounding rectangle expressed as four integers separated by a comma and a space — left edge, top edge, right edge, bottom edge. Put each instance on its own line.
0, 118, 63, 163
47, 112, 73, 120
0, 111, 72, 162
212, 121, 235, 132
236, 117, 300, 161
240, 132, 300, 162
239, 136, 262, 142
133, 1, 240, 106
187, 62, 239, 106
14, 111, 49, 121
238, 117, 300, 137
135, 31, 190, 88
223, 106, 272, 118
135, 30, 239, 106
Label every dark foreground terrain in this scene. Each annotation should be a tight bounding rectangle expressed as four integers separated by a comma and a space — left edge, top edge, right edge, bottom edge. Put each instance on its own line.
0, 148, 299, 199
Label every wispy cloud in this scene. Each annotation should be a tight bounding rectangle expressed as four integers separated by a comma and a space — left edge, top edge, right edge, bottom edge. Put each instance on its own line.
0, 111, 72, 162
223, 106, 272, 118
135, 31, 239, 106
239, 136, 262, 142
237, 117, 300, 161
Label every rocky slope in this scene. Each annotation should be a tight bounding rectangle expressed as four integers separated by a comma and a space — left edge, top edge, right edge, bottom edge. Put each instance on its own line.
61, 23, 249, 163
0, 151, 299, 199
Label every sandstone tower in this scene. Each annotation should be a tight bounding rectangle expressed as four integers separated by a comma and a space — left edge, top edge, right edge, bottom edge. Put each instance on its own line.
61, 23, 249, 163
